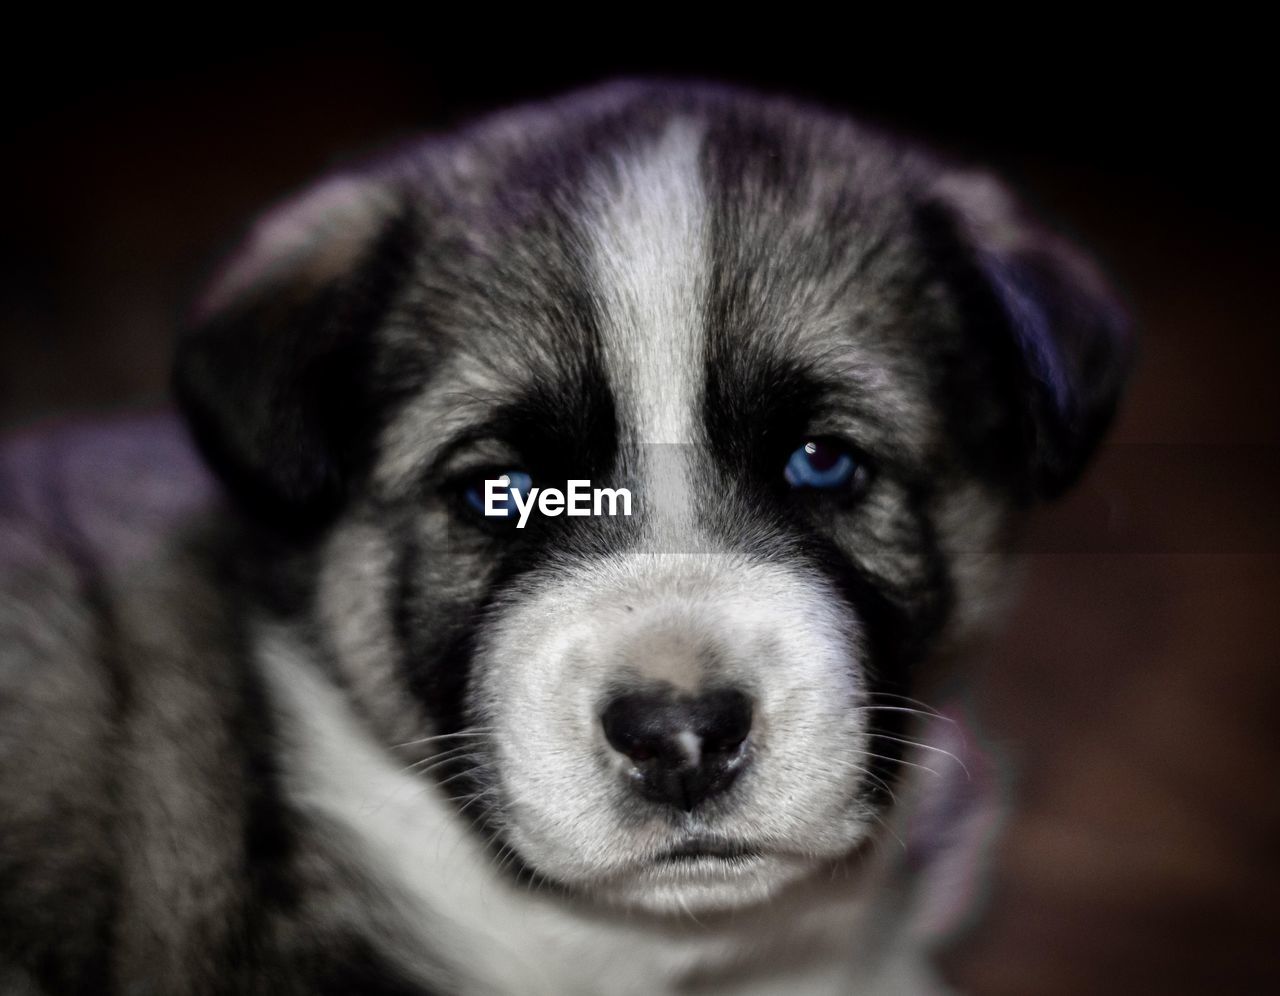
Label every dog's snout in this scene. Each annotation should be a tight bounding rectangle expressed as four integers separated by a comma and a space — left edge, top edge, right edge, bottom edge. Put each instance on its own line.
601, 687, 753, 811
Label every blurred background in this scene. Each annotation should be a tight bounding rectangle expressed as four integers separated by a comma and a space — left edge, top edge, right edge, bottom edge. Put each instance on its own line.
3, 23, 1277, 993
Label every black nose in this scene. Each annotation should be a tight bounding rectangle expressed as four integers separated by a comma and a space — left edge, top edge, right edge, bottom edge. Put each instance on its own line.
600, 687, 753, 811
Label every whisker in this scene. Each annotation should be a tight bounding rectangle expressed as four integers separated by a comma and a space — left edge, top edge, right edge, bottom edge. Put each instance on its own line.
400, 746, 487, 776
434, 767, 482, 790
854, 705, 956, 724
405, 742, 486, 764
675, 892, 706, 927
863, 692, 945, 718
851, 764, 899, 804
391, 728, 494, 750
866, 733, 970, 778
853, 749, 942, 778
870, 812, 907, 852
487, 840, 515, 880
450, 791, 492, 820
403, 760, 485, 785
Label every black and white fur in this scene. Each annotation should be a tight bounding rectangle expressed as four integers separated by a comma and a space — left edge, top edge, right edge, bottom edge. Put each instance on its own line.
0, 82, 1130, 994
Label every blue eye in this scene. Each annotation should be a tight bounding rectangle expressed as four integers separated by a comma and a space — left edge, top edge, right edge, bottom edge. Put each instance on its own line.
784, 440, 864, 490
464, 471, 533, 518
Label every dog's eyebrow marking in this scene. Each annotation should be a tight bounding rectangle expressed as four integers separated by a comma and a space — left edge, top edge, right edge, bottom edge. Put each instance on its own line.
587, 120, 709, 449
375, 364, 503, 495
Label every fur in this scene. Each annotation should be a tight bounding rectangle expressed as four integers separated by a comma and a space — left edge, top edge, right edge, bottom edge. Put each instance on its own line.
0, 81, 1130, 994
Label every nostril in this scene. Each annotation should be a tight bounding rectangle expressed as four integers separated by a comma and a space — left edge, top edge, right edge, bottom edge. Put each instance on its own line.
600, 692, 668, 762
703, 730, 748, 757
693, 688, 753, 756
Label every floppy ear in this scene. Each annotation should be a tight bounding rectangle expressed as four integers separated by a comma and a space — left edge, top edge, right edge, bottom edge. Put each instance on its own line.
926, 172, 1134, 501
174, 176, 416, 532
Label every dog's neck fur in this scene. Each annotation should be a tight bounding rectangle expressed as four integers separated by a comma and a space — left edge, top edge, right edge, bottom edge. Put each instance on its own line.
259, 623, 937, 995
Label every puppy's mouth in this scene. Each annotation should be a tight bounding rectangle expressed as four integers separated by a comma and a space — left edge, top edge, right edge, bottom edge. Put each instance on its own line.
583, 835, 833, 914
654, 837, 762, 864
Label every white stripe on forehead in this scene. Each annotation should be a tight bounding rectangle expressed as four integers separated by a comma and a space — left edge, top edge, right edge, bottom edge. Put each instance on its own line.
587, 120, 709, 448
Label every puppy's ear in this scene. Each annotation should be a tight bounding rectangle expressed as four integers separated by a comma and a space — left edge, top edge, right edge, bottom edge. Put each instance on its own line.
925, 172, 1134, 500
174, 176, 415, 532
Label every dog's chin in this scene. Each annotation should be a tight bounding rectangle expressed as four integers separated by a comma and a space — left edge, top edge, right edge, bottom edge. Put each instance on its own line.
502, 807, 882, 916
587, 851, 816, 915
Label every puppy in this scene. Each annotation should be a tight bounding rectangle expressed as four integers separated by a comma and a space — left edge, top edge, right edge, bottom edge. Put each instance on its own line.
0, 81, 1130, 994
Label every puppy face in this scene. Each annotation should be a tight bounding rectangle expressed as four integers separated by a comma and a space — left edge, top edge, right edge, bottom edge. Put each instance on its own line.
176, 84, 1130, 914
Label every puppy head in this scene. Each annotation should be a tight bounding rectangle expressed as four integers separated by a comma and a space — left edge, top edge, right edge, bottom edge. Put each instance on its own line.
175, 83, 1131, 914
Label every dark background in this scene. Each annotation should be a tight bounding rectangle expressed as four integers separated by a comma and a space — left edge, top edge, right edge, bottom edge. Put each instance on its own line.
4, 26, 1277, 993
